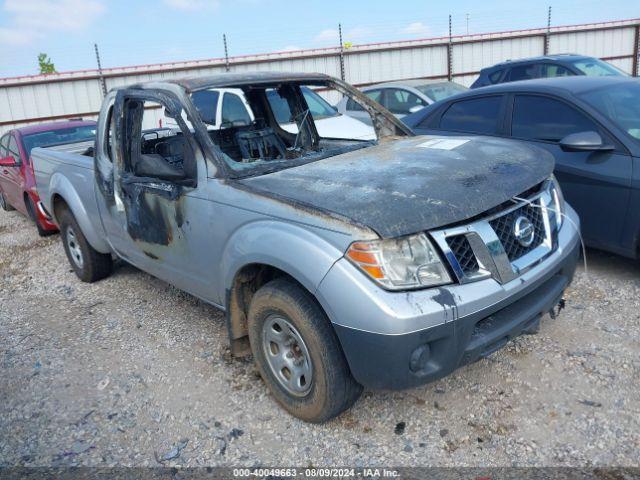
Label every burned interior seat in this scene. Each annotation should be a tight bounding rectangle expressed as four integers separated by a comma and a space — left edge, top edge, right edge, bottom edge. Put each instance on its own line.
236, 127, 286, 161
153, 136, 187, 166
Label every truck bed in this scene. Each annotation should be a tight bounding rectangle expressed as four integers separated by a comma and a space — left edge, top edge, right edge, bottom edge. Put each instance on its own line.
32, 144, 111, 254
45, 139, 95, 156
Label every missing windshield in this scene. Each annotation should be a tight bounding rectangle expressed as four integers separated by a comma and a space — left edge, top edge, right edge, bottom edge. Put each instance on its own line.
181, 79, 402, 177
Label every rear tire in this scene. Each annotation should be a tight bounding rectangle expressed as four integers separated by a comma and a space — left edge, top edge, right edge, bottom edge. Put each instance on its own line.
0, 191, 13, 211
58, 208, 112, 283
247, 278, 362, 423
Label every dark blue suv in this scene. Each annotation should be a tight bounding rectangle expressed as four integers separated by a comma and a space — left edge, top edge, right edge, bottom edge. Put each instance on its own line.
471, 54, 628, 89
403, 76, 640, 259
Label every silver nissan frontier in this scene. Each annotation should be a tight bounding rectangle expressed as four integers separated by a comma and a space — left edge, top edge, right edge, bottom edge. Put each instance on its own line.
32, 72, 580, 422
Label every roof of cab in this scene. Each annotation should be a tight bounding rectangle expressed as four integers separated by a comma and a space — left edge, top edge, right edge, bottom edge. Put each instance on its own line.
131, 72, 334, 92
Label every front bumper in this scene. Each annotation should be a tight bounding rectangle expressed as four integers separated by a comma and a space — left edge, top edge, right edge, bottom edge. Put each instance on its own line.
316, 205, 581, 390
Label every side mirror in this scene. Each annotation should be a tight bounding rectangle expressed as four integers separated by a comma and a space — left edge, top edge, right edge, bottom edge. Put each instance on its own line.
559, 131, 614, 152
0, 155, 17, 167
409, 105, 425, 114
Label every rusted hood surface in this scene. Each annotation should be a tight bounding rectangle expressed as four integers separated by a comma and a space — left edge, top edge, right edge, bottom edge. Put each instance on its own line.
239, 136, 554, 238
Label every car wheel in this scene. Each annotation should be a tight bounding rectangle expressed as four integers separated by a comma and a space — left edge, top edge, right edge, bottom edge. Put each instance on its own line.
58, 208, 112, 283
248, 278, 362, 423
0, 191, 14, 211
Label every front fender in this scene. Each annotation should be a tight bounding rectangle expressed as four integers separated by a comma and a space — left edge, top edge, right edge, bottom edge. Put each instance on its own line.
49, 173, 111, 254
221, 220, 348, 299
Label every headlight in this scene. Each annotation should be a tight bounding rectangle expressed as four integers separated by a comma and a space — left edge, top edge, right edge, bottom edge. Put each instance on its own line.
346, 233, 452, 290
542, 174, 565, 230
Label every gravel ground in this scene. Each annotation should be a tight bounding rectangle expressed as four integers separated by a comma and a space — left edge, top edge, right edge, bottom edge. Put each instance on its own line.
1, 209, 639, 468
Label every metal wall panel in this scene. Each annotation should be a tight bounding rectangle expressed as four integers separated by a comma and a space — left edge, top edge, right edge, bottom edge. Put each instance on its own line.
345, 46, 449, 84
607, 57, 634, 74
549, 26, 636, 58
453, 36, 545, 74
451, 74, 480, 87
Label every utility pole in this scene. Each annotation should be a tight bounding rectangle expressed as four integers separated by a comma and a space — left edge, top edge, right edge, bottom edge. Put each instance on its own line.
94, 43, 107, 97
223, 34, 230, 72
338, 23, 346, 81
633, 23, 640, 77
447, 15, 453, 81
466, 13, 470, 35
544, 6, 552, 55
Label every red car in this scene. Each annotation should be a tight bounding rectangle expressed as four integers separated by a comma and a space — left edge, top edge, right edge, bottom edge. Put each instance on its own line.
0, 120, 96, 235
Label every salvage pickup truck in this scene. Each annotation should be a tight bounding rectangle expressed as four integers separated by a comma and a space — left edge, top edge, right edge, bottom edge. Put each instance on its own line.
33, 72, 580, 422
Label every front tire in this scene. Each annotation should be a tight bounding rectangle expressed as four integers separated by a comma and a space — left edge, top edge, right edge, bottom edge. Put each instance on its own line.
248, 278, 362, 423
58, 208, 112, 283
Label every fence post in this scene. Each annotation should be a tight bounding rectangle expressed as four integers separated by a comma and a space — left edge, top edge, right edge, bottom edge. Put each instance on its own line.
338, 23, 346, 81
447, 15, 453, 81
633, 24, 640, 77
94, 43, 107, 97
544, 6, 552, 55
223, 34, 230, 72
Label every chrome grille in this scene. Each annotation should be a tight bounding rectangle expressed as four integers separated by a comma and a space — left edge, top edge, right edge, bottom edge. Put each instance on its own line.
431, 189, 556, 286
446, 235, 479, 275
489, 204, 545, 262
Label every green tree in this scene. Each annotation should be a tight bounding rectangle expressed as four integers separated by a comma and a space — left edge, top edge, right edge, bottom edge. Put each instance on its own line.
38, 53, 56, 74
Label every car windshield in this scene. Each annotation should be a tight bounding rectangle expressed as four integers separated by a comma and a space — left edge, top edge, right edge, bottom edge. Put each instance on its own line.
568, 58, 628, 77
579, 82, 640, 142
415, 82, 468, 102
22, 125, 96, 156
267, 86, 339, 124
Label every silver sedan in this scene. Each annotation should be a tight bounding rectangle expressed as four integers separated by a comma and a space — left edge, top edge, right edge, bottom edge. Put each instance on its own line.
336, 79, 467, 125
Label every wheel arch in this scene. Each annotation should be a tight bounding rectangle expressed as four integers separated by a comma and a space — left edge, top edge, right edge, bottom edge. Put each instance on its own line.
225, 263, 300, 356
220, 221, 348, 356
48, 175, 111, 254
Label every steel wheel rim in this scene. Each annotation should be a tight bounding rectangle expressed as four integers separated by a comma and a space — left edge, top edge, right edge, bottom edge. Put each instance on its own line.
261, 314, 313, 397
66, 227, 84, 269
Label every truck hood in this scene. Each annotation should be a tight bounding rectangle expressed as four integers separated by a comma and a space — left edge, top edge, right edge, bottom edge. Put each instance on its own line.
239, 136, 554, 238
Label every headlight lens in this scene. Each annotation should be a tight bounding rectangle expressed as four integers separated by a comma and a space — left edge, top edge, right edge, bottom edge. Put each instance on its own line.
543, 174, 565, 230
346, 233, 452, 290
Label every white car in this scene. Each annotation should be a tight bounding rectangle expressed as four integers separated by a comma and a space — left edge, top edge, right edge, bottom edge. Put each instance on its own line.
165, 86, 375, 141
336, 80, 468, 125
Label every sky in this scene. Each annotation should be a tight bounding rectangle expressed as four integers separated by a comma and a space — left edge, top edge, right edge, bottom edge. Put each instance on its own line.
0, 0, 638, 78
